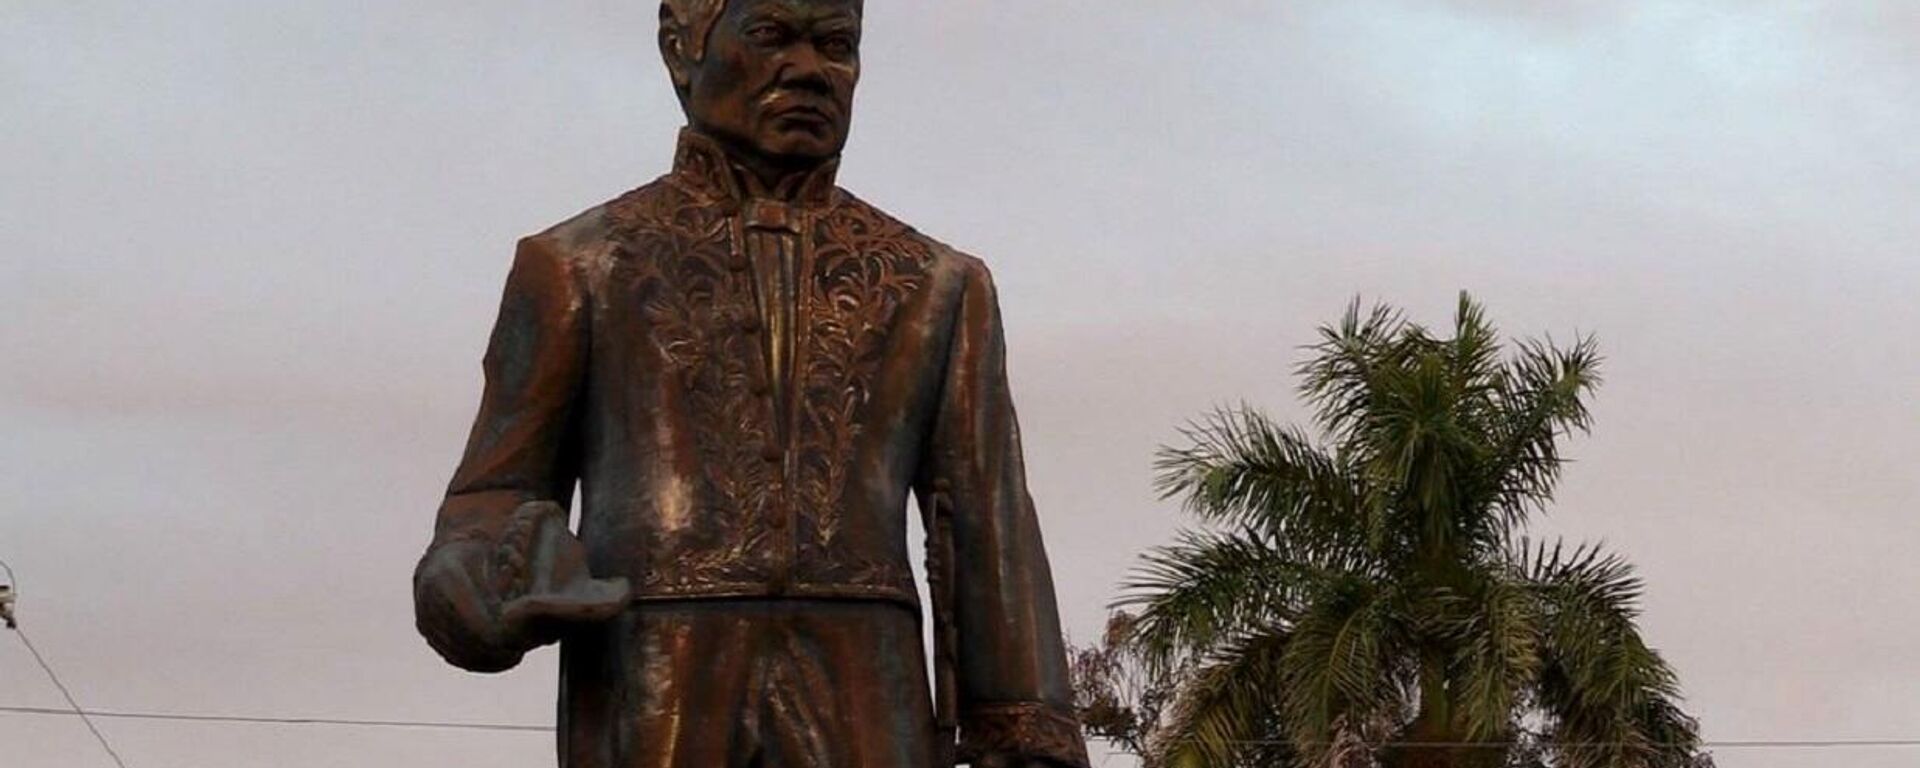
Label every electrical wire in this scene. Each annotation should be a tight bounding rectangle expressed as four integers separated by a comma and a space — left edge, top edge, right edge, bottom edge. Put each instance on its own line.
3, 705, 1920, 751
6, 558, 1920, 759
0, 705, 544, 733
4, 555, 128, 766
10, 622, 132, 767
1151, 737, 1920, 749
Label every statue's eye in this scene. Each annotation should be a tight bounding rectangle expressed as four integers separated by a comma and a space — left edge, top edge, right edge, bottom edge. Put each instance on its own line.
744, 23, 786, 46
818, 35, 855, 58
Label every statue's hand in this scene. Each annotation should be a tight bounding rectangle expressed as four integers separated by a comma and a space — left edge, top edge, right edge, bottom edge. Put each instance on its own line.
414, 501, 630, 671
496, 501, 630, 645
414, 536, 511, 670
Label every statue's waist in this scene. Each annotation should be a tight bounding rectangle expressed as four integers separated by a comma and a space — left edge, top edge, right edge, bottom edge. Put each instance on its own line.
576, 518, 922, 609
623, 580, 921, 608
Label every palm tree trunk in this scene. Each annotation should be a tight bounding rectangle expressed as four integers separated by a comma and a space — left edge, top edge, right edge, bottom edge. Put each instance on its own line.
1382, 657, 1505, 768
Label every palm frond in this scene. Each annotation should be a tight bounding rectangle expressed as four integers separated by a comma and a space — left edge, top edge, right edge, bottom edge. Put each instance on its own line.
1278, 576, 1411, 761
1151, 629, 1299, 768
1154, 406, 1377, 562
1299, 299, 1407, 442
1518, 538, 1648, 631
1478, 334, 1603, 539
1364, 342, 1488, 560
1443, 572, 1543, 741
1631, 696, 1711, 768
1448, 292, 1507, 411
1118, 529, 1333, 672
1310, 296, 1606, 567
1522, 538, 1697, 768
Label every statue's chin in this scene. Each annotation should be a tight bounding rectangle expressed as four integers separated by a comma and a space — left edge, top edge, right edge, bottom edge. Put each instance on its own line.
754, 129, 843, 164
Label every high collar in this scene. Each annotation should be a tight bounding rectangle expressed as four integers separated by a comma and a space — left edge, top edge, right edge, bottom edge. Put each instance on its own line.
670, 128, 840, 208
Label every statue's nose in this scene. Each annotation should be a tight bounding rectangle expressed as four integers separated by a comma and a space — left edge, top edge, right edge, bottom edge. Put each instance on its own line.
777, 45, 833, 92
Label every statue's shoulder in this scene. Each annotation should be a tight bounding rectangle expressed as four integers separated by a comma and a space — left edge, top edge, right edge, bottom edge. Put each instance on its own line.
513, 177, 687, 276
827, 189, 985, 281
538, 177, 687, 245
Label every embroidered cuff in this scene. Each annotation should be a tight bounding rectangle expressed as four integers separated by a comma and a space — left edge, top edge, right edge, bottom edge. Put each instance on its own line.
956, 703, 1090, 768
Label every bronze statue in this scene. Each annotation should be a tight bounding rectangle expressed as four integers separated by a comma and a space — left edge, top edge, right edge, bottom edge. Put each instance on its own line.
411, 1, 1089, 766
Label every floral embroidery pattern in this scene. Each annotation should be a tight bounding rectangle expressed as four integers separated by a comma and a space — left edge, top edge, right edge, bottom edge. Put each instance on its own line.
608, 181, 781, 592
792, 197, 936, 591
958, 703, 1092, 768
599, 154, 940, 602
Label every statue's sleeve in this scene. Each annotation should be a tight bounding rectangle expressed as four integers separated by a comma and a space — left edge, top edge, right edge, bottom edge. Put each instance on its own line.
918, 258, 1091, 768
427, 234, 589, 555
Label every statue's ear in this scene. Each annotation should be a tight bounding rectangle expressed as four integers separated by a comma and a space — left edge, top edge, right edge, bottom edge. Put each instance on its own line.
658, 13, 694, 92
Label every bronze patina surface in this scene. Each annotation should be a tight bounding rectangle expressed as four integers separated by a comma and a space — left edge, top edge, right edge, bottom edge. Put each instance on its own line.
411, 2, 1089, 766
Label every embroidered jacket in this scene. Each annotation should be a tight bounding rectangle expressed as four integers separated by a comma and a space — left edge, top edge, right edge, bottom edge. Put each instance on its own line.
429, 130, 1088, 767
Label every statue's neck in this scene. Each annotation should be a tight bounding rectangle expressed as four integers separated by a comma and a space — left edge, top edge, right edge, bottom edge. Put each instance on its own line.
702, 130, 828, 202
729, 153, 819, 202
671, 128, 839, 206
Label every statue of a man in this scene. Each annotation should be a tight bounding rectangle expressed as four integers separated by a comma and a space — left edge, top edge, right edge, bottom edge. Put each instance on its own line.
412, 2, 1090, 766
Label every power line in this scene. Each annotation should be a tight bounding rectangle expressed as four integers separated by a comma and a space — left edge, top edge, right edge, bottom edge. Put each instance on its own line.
1135, 736, 1920, 749
13, 632, 132, 768
1679, 740, 1920, 749
2, 553, 1917, 758
0, 706, 546, 733
4, 706, 1920, 752
1168, 738, 1920, 749
3, 555, 130, 768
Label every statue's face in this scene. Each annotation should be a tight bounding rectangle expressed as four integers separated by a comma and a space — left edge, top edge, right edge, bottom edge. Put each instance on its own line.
678, 0, 861, 166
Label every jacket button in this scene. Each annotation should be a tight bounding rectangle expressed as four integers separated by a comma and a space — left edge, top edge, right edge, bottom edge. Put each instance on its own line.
761, 445, 783, 463
738, 314, 762, 334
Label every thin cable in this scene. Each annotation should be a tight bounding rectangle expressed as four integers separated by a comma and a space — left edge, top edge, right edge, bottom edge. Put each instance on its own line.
3, 555, 130, 766
1130, 737, 1920, 749
11, 629, 131, 768
1696, 740, 1920, 749
0, 706, 546, 733
4, 706, 1920, 751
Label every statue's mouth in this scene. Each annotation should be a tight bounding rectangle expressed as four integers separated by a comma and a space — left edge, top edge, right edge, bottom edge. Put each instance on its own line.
772, 104, 832, 123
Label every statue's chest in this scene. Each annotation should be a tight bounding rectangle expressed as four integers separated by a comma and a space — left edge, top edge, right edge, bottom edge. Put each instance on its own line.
606, 200, 937, 414
599, 199, 940, 550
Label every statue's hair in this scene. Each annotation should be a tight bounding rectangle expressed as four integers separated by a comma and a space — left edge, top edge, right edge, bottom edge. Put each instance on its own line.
661, 0, 726, 62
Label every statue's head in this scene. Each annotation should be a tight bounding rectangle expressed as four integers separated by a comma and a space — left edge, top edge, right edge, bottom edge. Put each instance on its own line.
659, 0, 862, 170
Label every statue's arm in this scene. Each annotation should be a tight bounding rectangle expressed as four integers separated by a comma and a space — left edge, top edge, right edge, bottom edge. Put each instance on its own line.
413, 235, 627, 673
917, 258, 1091, 768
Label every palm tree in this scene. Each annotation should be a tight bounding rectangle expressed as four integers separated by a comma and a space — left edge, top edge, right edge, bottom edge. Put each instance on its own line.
1119, 295, 1708, 768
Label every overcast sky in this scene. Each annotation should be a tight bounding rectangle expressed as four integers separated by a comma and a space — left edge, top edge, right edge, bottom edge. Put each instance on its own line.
4, 2, 1918, 767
